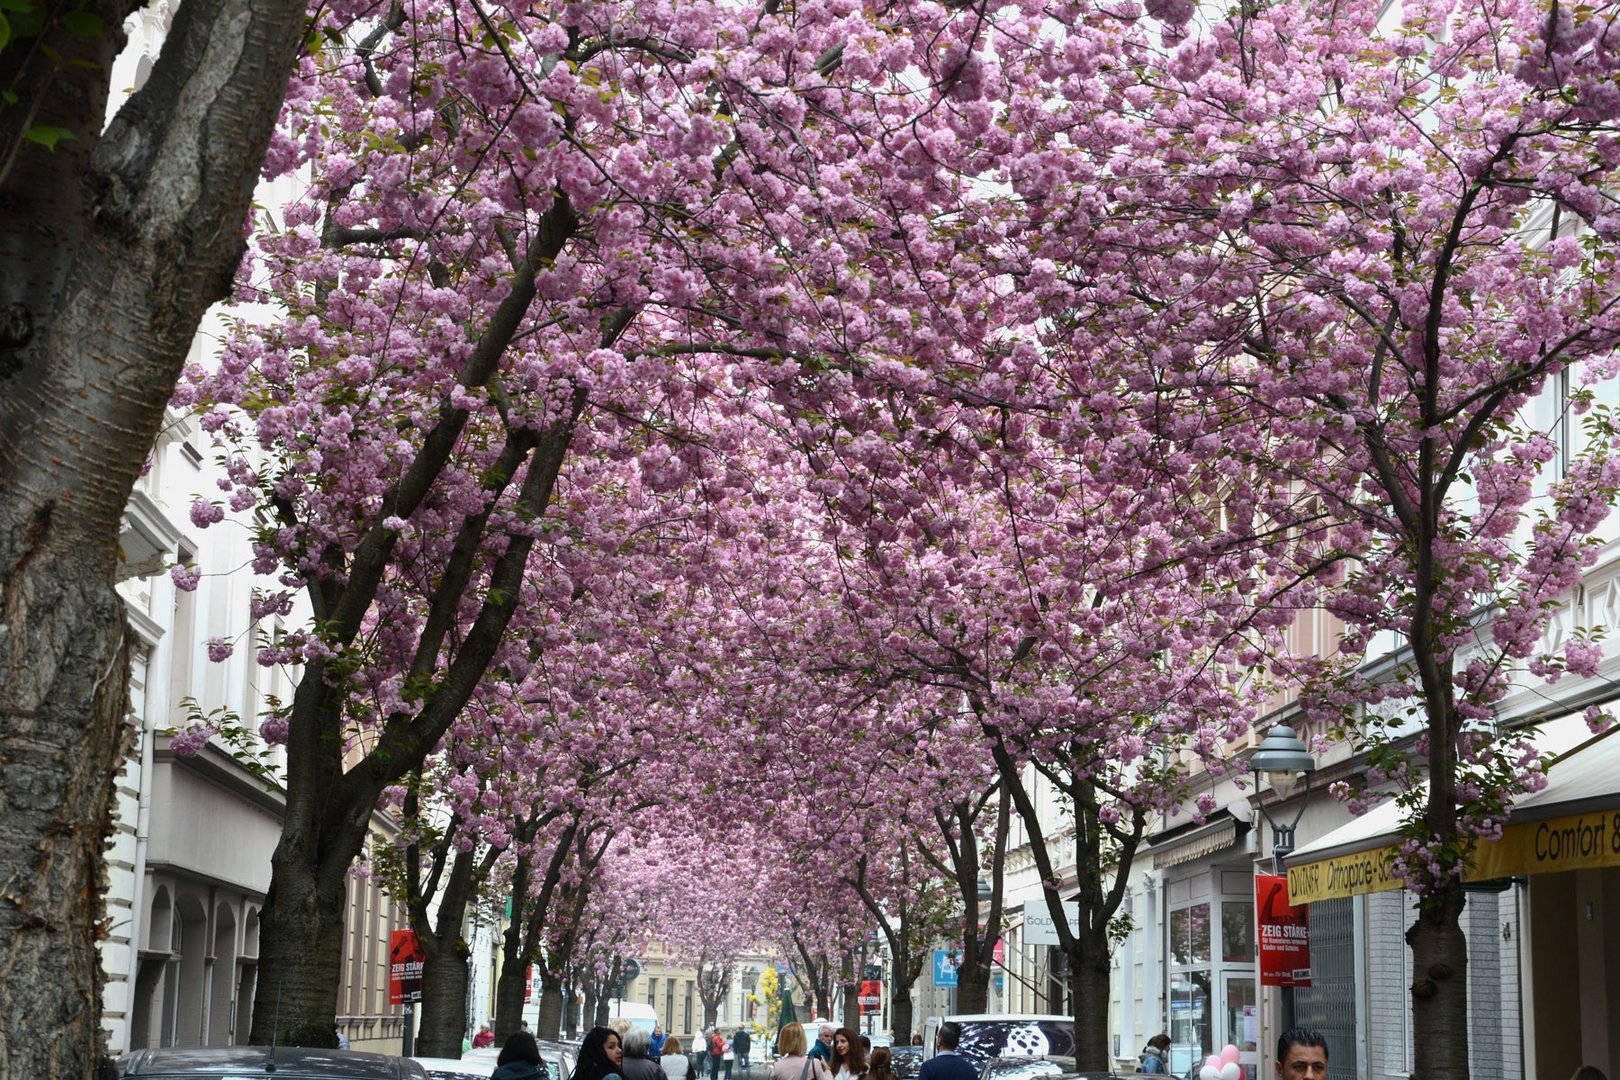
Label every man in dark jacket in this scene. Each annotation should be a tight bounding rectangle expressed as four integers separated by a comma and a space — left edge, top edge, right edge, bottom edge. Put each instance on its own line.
918, 1023, 977, 1080
732, 1028, 752, 1078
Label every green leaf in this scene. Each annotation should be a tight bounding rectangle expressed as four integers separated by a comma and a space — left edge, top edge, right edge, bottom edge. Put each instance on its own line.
62, 9, 101, 37
22, 124, 74, 150
0, 14, 9, 49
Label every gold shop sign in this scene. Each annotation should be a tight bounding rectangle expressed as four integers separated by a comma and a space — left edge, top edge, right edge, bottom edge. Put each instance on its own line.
1285, 808, 1620, 904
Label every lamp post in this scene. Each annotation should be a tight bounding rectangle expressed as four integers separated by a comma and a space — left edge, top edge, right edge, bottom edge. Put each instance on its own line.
1249, 722, 1317, 1033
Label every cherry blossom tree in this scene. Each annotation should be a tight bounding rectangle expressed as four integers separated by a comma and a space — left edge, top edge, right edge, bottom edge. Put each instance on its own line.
0, 5, 307, 1075
178, 0, 1032, 1046
1003, 0, 1620, 1074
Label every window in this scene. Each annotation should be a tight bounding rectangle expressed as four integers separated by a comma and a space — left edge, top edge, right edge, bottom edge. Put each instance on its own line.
1221, 901, 1255, 963
649, 977, 658, 1009
1171, 903, 1211, 965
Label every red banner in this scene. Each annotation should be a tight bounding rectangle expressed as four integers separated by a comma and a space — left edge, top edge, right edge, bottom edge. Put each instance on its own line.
1256, 874, 1311, 988
389, 929, 427, 1005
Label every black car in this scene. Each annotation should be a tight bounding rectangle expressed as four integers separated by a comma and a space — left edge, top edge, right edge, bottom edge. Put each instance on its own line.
115, 1046, 429, 1079
888, 1047, 923, 1080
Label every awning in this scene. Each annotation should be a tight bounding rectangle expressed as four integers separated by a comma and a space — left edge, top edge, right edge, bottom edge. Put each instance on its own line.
1150, 811, 1243, 870
1284, 719, 1620, 904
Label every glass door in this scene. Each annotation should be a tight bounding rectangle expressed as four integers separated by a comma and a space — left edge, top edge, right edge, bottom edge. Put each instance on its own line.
1222, 973, 1259, 1080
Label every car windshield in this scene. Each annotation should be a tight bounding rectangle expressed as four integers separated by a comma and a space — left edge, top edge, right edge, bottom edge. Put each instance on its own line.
954, 1022, 1076, 1065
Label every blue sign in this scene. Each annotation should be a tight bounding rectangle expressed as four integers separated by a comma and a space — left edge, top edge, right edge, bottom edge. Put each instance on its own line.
933, 950, 960, 988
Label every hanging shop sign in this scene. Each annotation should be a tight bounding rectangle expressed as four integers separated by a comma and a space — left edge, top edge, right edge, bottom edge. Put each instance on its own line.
1287, 808, 1620, 904
1255, 874, 1311, 988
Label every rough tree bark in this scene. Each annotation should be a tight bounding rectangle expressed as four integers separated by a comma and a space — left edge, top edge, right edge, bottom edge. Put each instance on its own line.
0, 4, 305, 1076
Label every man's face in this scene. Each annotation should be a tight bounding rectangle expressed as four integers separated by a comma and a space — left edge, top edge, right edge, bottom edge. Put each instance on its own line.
1277, 1044, 1328, 1080
820, 1028, 834, 1045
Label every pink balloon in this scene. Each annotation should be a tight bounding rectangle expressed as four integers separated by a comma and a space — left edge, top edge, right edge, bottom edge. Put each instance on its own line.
1222, 1046, 1242, 1066
1206, 1056, 1223, 1071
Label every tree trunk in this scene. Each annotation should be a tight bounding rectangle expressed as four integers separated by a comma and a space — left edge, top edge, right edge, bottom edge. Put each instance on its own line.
538, 981, 566, 1041
584, 988, 600, 1031
495, 949, 531, 1040
890, 993, 914, 1046
954, 962, 990, 1016
596, 996, 612, 1028
252, 850, 349, 1047
841, 954, 858, 1032
0, 2, 305, 1075
1069, 933, 1112, 1071
418, 945, 473, 1058
566, 984, 581, 1038
704, 999, 719, 1029
1407, 881, 1469, 1080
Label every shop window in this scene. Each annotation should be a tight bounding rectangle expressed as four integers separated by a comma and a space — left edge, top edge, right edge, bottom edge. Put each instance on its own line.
1221, 902, 1255, 963
1171, 903, 1211, 965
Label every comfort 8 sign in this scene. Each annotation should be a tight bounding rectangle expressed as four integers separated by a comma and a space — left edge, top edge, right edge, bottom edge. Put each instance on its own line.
1286, 808, 1620, 904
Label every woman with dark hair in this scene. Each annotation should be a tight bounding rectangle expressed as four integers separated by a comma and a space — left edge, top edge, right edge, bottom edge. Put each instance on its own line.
867, 1047, 896, 1080
493, 1031, 548, 1080
828, 1028, 867, 1080
1139, 1034, 1171, 1075
577, 1026, 628, 1080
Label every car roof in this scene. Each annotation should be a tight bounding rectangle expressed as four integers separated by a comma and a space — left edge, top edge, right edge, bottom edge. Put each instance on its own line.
118, 1046, 427, 1078
939, 1016, 1072, 1023
411, 1059, 493, 1078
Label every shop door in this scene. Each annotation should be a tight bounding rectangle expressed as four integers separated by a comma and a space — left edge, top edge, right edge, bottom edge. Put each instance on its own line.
1221, 973, 1259, 1080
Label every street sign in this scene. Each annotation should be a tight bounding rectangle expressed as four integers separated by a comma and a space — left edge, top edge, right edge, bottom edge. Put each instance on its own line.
859, 997, 882, 1006
932, 950, 959, 988
623, 958, 642, 983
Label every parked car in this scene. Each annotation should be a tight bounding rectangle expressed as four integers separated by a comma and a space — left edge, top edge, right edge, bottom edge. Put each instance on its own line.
412, 1047, 501, 1080
919, 1017, 1077, 1066
977, 1062, 1123, 1080
887, 1046, 923, 1080
414, 1040, 573, 1080
114, 1046, 428, 1079
978, 1056, 1078, 1080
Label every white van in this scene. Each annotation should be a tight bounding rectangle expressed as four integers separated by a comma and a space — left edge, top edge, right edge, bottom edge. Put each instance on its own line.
608, 1000, 660, 1037
920, 1015, 1076, 1064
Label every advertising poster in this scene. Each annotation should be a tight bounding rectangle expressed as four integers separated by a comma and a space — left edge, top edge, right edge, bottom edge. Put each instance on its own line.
388, 929, 427, 1004
1255, 873, 1311, 988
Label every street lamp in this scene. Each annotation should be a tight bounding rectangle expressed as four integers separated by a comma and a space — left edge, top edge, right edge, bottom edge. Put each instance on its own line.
1249, 721, 1317, 1033
1250, 722, 1316, 873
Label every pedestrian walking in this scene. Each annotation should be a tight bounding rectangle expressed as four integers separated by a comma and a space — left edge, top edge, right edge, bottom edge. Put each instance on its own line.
494, 1032, 549, 1080
771, 1023, 833, 1080
734, 1026, 753, 1078
1139, 1034, 1171, 1074
622, 1027, 666, 1080
868, 1048, 896, 1080
662, 1036, 697, 1080
578, 1027, 628, 1080
828, 1028, 867, 1080
710, 1027, 729, 1080
1274, 1030, 1328, 1080
917, 1023, 976, 1080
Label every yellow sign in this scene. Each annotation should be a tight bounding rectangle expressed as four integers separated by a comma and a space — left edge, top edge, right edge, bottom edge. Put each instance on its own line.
1286, 844, 1403, 904
1286, 808, 1620, 904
